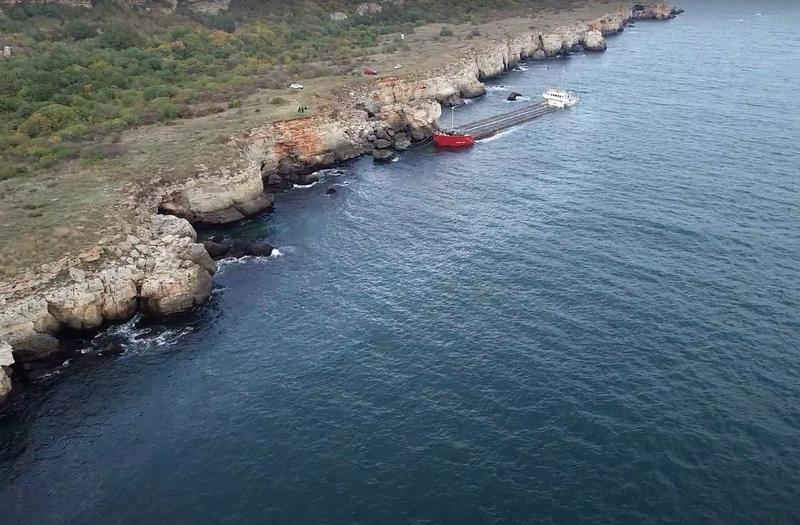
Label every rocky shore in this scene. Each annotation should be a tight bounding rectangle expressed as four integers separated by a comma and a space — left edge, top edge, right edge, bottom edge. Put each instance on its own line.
0, 2, 681, 405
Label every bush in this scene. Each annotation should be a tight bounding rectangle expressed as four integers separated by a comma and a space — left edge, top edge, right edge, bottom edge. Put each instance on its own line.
57, 123, 90, 140
0, 96, 21, 113
203, 14, 236, 33
143, 84, 179, 101
65, 20, 95, 41
439, 26, 454, 37
18, 104, 78, 136
157, 102, 183, 120
99, 24, 145, 50
269, 97, 287, 105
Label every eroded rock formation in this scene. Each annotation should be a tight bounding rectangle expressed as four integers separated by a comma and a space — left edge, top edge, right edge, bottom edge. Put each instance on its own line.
0, 214, 215, 364
159, 163, 273, 224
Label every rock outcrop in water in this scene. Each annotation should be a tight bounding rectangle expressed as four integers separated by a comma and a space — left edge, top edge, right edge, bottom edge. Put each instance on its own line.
0, 2, 682, 404
0, 215, 215, 367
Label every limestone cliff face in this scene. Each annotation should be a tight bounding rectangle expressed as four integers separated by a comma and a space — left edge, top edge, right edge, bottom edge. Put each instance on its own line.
227, 5, 661, 188
0, 214, 215, 364
159, 163, 273, 224
242, 117, 370, 179
632, 2, 679, 20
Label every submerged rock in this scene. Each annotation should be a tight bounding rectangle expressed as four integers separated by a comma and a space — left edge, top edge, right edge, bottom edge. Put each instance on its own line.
372, 148, 395, 162
226, 240, 275, 258
507, 92, 522, 101
325, 187, 337, 195
202, 238, 277, 260
203, 240, 229, 258
98, 341, 125, 357
437, 92, 465, 107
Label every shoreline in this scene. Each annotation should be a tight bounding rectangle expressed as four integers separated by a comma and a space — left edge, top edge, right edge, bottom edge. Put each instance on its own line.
0, 2, 682, 406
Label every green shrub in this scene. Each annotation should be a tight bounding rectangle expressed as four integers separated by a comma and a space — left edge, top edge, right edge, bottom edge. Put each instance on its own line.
99, 24, 145, 50
18, 104, 78, 136
156, 101, 183, 120
439, 26, 454, 37
203, 14, 236, 33
0, 96, 21, 113
65, 20, 95, 41
57, 123, 91, 140
269, 97, 288, 105
143, 84, 179, 101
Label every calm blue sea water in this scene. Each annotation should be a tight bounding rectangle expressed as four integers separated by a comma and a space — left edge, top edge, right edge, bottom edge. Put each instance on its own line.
2, 1, 800, 523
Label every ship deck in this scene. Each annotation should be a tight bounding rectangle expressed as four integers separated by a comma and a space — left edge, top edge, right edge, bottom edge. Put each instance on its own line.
450, 101, 559, 140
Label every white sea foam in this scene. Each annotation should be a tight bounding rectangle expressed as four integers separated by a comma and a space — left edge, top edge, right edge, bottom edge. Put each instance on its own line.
314, 168, 347, 178
216, 255, 271, 273
477, 128, 515, 144
271, 248, 283, 257
293, 180, 321, 189
91, 313, 195, 352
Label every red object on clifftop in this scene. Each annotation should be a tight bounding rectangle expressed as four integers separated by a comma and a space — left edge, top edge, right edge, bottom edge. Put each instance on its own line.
363, 68, 378, 75
432, 132, 476, 148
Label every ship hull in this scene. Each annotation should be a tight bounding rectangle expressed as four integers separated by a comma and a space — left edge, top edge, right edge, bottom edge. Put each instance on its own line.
433, 132, 476, 148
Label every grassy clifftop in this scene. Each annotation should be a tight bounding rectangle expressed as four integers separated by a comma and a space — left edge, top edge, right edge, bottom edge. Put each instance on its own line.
0, 0, 571, 180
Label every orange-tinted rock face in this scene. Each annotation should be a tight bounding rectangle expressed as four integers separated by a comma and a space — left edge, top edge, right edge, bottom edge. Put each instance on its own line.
632, 2, 678, 21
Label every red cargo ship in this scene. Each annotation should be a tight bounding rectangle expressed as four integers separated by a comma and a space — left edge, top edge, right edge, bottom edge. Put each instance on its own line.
432, 132, 476, 148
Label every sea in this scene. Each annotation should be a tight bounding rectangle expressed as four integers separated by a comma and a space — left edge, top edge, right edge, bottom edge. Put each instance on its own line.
1, 1, 799, 523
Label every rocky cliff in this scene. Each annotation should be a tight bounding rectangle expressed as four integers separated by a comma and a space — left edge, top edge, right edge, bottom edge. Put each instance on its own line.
0, 0, 682, 18
229, 4, 653, 186
0, 2, 681, 404
0, 213, 215, 399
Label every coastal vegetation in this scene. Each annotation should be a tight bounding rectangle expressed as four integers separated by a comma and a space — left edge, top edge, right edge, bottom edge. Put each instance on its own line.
0, 0, 559, 180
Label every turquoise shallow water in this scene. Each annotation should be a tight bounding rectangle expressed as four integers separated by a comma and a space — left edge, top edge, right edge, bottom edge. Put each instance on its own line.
2, 1, 800, 523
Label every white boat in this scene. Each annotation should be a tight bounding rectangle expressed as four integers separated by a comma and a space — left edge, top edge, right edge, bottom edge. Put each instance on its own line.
542, 88, 579, 108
